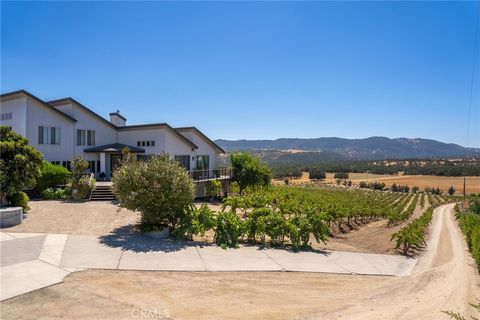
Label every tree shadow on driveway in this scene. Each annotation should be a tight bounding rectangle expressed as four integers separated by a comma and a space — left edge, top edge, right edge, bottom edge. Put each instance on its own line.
99, 225, 192, 253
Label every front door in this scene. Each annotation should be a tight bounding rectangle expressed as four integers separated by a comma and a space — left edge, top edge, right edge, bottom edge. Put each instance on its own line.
110, 154, 123, 176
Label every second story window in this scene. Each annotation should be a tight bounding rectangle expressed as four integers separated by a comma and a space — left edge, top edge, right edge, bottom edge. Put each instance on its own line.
77, 129, 85, 146
38, 126, 48, 144
38, 126, 60, 145
137, 140, 155, 147
87, 130, 96, 146
50, 127, 61, 145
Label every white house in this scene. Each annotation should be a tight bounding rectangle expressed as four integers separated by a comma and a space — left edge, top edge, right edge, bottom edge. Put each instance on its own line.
0, 90, 226, 180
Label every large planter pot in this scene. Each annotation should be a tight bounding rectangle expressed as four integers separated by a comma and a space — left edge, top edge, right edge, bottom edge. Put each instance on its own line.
71, 189, 82, 200
0, 207, 23, 228
144, 227, 170, 240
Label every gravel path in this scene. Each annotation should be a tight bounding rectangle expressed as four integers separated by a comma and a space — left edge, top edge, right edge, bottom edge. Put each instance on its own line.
3, 201, 139, 235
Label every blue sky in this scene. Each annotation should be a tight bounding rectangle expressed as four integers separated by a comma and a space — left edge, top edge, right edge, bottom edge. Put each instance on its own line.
1, 1, 479, 146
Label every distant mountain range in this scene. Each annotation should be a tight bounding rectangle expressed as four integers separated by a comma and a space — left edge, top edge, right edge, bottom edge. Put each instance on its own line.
215, 137, 480, 161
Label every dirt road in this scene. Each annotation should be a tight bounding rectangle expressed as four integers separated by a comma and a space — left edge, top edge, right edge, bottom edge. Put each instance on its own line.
1, 204, 478, 319
323, 203, 480, 319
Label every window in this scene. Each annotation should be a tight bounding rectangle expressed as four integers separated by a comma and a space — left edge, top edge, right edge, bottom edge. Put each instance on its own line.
76, 129, 86, 146
50, 161, 61, 165
96, 161, 100, 173
87, 130, 95, 146
38, 126, 61, 145
50, 127, 61, 145
137, 140, 155, 147
1, 112, 12, 120
175, 155, 191, 171
38, 126, 49, 144
195, 155, 209, 171
89, 161, 96, 173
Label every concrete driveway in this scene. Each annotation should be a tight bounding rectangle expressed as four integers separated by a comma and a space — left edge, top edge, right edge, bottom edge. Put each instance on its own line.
0, 231, 417, 301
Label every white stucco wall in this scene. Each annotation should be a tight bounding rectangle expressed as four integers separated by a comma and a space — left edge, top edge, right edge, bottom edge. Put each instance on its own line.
54, 103, 118, 160
26, 98, 75, 162
1, 93, 221, 177
0, 96, 28, 137
165, 130, 195, 158
178, 130, 218, 170
118, 127, 167, 154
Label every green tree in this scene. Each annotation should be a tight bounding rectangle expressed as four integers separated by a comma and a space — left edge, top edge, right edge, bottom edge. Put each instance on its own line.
0, 126, 43, 204
448, 186, 456, 196
334, 172, 349, 180
230, 152, 272, 195
112, 153, 195, 231
309, 169, 326, 180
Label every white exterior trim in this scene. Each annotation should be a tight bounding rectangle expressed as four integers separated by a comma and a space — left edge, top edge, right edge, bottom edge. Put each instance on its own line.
0, 90, 223, 177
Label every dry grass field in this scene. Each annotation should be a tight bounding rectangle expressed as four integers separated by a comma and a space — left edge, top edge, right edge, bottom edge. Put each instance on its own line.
327, 173, 480, 194
274, 172, 480, 193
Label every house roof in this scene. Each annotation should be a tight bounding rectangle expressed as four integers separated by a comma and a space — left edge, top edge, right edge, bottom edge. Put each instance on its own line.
118, 123, 199, 150
48, 97, 117, 129
0, 90, 77, 123
1, 90, 213, 153
48, 98, 198, 150
175, 126, 225, 153
83, 143, 145, 153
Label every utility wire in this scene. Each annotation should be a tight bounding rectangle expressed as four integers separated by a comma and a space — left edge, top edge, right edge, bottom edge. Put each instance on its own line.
463, 1, 480, 202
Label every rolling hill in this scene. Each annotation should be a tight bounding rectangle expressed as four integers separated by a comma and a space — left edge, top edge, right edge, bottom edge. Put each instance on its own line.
215, 137, 480, 160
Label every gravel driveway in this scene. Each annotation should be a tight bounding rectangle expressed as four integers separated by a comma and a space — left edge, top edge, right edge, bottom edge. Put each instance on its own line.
3, 200, 140, 236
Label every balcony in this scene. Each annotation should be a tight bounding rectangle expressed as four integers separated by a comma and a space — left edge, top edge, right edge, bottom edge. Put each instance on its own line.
189, 168, 233, 183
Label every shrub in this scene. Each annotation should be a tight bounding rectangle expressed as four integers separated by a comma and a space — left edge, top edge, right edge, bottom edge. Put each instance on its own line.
309, 169, 326, 180
8, 191, 30, 211
215, 210, 243, 248
243, 207, 271, 242
71, 155, 89, 186
286, 216, 312, 250
334, 172, 349, 180
41, 187, 69, 200
35, 161, 70, 191
458, 212, 480, 269
175, 204, 216, 239
0, 126, 43, 203
258, 211, 287, 245
113, 153, 195, 231
457, 197, 480, 270
206, 179, 222, 200
41, 188, 56, 200
391, 206, 434, 255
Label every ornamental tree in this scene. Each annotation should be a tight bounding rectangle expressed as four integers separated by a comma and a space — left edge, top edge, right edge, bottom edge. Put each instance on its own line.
112, 153, 195, 231
230, 152, 271, 195
0, 126, 43, 203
